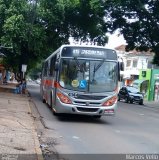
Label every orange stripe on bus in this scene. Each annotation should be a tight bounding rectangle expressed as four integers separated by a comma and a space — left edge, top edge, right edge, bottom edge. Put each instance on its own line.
54, 81, 61, 88
42, 79, 53, 86
42, 79, 61, 88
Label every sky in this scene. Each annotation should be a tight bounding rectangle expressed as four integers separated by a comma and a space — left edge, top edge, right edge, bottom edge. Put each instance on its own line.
105, 30, 127, 49
69, 30, 127, 48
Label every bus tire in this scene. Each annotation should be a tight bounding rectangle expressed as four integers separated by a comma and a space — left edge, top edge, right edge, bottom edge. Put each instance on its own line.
53, 110, 59, 116
42, 98, 46, 103
93, 115, 101, 119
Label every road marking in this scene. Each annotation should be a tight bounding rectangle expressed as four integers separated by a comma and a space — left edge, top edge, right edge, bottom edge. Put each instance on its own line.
115, 130, 121, 133
139, 113, 144, 116
72, 136, 80, 139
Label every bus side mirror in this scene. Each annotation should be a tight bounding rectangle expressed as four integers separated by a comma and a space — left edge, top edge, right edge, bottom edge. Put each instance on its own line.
55, 62, 59, 71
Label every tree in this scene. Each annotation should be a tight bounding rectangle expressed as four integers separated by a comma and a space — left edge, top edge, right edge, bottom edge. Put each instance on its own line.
0, 0, 47, 72
104, 0, 159, 65
1, 0, 159, 70
0, 0, 109, 72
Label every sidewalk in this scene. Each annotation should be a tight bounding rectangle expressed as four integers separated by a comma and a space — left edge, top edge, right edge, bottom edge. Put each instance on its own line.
0, 86, 43, 159
144, 100, 159, 109
0, 83, 158, 160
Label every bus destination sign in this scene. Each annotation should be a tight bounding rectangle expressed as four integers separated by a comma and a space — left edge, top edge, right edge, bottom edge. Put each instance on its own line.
61, 46, 117, 60
73, 49, 105, 57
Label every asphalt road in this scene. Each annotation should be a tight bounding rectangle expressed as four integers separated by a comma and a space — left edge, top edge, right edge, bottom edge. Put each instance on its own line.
28, 82, 159, 155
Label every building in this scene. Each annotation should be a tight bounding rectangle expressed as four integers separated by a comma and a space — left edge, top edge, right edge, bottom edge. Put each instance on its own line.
115, 45, 159, 101
115, 45, 154, 86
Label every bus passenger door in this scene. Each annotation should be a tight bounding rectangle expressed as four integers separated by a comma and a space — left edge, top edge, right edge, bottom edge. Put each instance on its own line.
49, 56, 59, 108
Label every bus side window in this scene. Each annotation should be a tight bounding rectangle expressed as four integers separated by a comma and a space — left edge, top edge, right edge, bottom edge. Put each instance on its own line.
48, 60, 51, 76
41, 63, 45, 77
50, 55, 57, 76
44, 62, 48, 76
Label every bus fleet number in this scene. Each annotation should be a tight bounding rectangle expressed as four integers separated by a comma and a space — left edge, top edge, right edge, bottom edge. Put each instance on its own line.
68, 92, 78, 97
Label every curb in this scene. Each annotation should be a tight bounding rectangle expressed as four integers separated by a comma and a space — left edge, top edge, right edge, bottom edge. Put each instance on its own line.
0, 89, 44, 159
28, 98, 44, 160
143, 101, 159, 109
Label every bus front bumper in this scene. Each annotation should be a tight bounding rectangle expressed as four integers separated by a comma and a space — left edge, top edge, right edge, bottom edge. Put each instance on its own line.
54, 102, 117, 116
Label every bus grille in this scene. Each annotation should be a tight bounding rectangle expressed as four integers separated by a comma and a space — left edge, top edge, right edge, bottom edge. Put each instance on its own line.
74, 101, 100, 106
76, 107, 99, 112
75, 95, 106, 100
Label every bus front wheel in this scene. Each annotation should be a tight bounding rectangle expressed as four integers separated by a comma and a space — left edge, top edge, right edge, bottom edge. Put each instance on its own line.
53, 110, 60, 116
93, 115, 101, 119
42, 98, 46, 103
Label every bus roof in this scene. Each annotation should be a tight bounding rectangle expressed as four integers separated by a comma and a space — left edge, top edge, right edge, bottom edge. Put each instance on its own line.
61, 44, 115, 51
44, 44, 117, 62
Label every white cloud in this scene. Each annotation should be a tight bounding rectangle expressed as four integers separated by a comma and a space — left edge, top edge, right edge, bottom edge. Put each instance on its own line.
69, 29, 127, 48
105, 30, 127, 49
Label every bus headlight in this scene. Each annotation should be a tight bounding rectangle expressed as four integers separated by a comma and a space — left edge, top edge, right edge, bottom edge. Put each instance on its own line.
102, 96, 117, 106
57, 92, 72, 104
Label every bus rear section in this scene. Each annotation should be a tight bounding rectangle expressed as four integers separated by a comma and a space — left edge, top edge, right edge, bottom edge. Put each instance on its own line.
41, 45, 120, 118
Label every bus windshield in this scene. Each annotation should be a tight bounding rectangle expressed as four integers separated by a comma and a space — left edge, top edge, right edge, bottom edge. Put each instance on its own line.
59, 58, 118, 92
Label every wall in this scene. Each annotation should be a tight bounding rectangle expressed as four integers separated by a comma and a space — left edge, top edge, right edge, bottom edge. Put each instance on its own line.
139, 69, 151, 100
139, 69, 159, 101
150, 69, 159, 101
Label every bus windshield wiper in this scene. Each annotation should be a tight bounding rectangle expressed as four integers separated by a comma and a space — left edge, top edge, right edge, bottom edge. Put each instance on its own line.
74, 57, 81, 71
92, 59, 105, 82
93, 59, 105, 73
74, 57, 87, 72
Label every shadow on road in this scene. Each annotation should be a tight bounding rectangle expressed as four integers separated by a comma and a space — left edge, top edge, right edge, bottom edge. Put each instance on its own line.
55, 113, 115, 125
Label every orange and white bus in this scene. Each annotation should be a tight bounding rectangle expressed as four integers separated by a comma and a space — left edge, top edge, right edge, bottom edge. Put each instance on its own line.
40, 45, 123, 118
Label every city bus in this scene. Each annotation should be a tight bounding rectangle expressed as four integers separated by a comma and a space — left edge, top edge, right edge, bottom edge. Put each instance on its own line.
40, 45, 123, 118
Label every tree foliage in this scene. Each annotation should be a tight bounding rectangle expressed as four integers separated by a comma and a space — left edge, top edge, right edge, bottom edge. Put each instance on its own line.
0, 0, 159, 71
104, 0, 159, 65
0, 0, 108, 72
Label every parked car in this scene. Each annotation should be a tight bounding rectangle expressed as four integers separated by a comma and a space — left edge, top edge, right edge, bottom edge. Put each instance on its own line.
118, 86, 144, 105
35, 78, 41, 84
